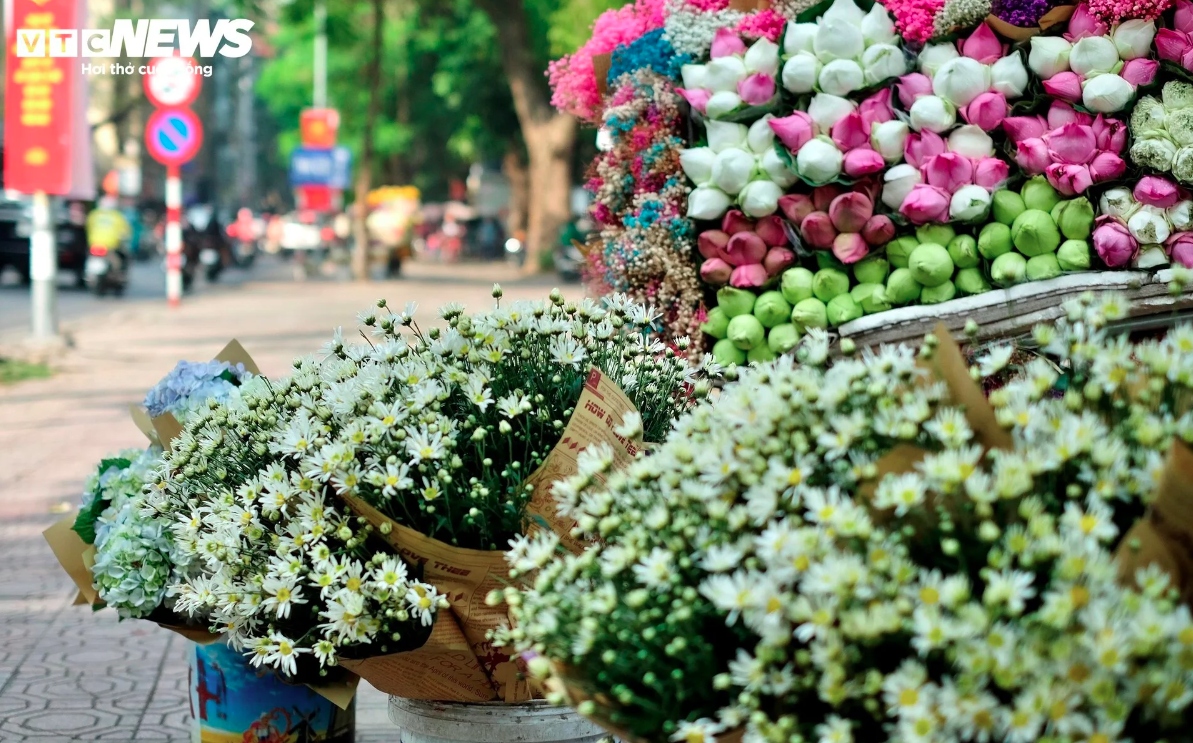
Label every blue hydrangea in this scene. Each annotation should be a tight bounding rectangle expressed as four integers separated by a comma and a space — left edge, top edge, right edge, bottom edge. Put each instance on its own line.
608, 29, 691, 86
143, 360, 247, 418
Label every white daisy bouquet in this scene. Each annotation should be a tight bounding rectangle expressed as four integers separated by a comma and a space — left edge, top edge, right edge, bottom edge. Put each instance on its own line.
497, 282, 1193, 743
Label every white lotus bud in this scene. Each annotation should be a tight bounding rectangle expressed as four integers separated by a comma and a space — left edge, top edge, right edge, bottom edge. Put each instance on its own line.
919, 43, 960, 77
861, 4, 898, 45
704, 56, 748, 92
822, 0, 867, 24
871, 120, 910, 162
782, 53, 822, 94
795, 136, 844, 185
711, 148, 756, 195
706, 120, 749, 153
760, 149, 798, 188
909, 95, 957, 133
1082, 73, 1134, 114
1128, 205, 1172, 244
862, 44, 907, 85
784, 23, 818, 55
949, 185, 992, 222
1099, 188, 1139, 219
814, 17, 865, 62
819, 59, 865, 96
747, 115, 776, 155
947, 125, 995, 158
680, 148, 716, 185
932, 57, 992, 107
739, 179, 784, 217
680, 64, 708, 91
707, 91, 744, 119
1069, 36, 1120, 78
807, 93, 857, 132
1112, 19, 1156, 61
990, 52, 1028, 98
882, 163, 923, 210
744, 38, 781, 76
1170, 200, 1193, 230
1028, 36, 1072, 79
687, 186, 732, 220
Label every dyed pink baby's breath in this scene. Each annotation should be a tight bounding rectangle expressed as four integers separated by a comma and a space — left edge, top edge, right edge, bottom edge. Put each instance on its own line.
683, 0, 732, 9
1086, 0, 1171, 22
881, 0, 945, 43
735, 9, 787, 40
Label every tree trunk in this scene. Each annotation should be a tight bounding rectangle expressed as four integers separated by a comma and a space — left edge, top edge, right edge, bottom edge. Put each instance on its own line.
502, 148, 528, 240
352, 0, 386, 281
474, 0, 577, 273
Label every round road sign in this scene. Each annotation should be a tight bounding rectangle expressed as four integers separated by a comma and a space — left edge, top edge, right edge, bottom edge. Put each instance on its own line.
143, 56, 202, 108
145, 107, 203, 167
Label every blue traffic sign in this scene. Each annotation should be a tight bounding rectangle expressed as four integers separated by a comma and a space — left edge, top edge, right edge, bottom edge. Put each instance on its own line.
290, 146, 352, 189
145, 108, 203, 168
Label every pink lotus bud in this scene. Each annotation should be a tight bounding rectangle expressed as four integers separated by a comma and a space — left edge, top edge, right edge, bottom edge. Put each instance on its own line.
1002, 115, 1048, 142
763, 247, 797, 276
677, 88, 711, 115
961, 22, 1003, 64
923, 152, 975, 193
831, 112, 869, 150
960, 92, 1008, 132
1093, 217, 1137, 267
1182, 45, 1193, 70
1088, 152, 1126, 182
778, 194, 815, 225
738, 73, 776, 106
1066, 3, 1109, 40
722, 210, 755, 236
1168, 232, 1193, 268
1177, 0, 1193, 33
903, 130, 946, 169
711, 28, 747, 58
896, 73, 933, 109
1046, 163, 1095, 196
755, 215, 790, 247
724, 231, 768, 265
1090, 116, 1127, 153
1135, 175, 1182, 208
1046, 122, 1098, 165
800, 211, 838, 249
899, 184, 952, 225
1042, 72, 1083, 103
1121, 58, 1158, 87
1016, 138, 1051, 174
729, 262, 769, 288
829, 192, 874, 233
843, 147, 886, 177
698, 230, 730, 260
861, 214, 896, 246
974, 158, 1010, 189
701, 257, 733, 284
1047, 101, 1092, 129
832, 232, 870, 264
769, 112, 816, 152
1156, 29, 1193, 65
858, 88, 895, 128
812, 185, 844, 212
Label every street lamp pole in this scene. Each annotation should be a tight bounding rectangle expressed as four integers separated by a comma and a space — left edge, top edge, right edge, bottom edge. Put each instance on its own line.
314, 0, 327, 109
29, 191, 59, 340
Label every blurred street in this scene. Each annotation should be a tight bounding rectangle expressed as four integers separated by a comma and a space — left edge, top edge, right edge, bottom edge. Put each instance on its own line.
0, 265, 582, 741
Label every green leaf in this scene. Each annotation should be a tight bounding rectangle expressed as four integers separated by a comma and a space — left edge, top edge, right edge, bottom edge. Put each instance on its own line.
71, 458, 132, 545
796, 0, 875, 23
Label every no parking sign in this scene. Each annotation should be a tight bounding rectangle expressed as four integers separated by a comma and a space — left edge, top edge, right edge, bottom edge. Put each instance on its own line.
145, 108, 203, 168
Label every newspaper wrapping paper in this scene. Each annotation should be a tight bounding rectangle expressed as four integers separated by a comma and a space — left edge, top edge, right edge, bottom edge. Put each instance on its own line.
338, 367, 647, 703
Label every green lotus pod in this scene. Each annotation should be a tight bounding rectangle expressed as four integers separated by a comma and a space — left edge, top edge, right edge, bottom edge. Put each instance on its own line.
790, 297, 828, 331
947, 235, 980, 269
812, 268, 850, 302
780, 267, 815, 305
826, 294, 863, 327
886, 236, 920, 268
1026, 253, 1062, 281
916, 224, 956, 247
767, 323, 801, 354
753, 291, 793, 329
978, 223, 1013, 260
1011, 209, 1062, 257
851, 283, 891, 314
954, 267, 991, 295
1051, 197, 1095, 240
1021, 176, 1062, 213
991, 190, 1027, 226
908, 243, 954, 288
748, 344, 777, 363
727, 313, 766, 350
1057, 239, 1091, 271
920, 280, 956, 305
990, 251, 1028, 287
700, 306, 730, 339
712, 337, 747, 366
853, 255, 890, 285
886, 268, 922, 305
716, 286, 757, 317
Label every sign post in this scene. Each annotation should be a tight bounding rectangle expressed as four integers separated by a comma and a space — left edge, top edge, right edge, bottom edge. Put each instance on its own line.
30, 193, 57, 338
164, 167, 183, 306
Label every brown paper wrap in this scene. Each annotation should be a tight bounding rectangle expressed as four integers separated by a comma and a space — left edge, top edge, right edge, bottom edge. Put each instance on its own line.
986, 5, 1074, 40
1116, 440, 1193, 605
593, 53, 612, 98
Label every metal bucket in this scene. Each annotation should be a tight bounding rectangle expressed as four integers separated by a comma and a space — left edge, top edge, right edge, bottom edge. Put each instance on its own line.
189, 640, 355, 742
388, 698, 608, 743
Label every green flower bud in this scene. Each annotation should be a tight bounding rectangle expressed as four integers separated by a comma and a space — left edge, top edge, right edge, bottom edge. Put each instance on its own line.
1011, 209, 1062, 257
886, 268, 922, 305
853, 255, 890, 285
955, 267, 991, 295
812, 268, 850, 302
990, 251, 1028, 286
767, 323, 801, 354
920, 279, 956, 304
727, 314, 765, 350
908, 243, 954, 288
978, 222, 1013, 260
947, 234, 980, 269
753, 291, 792, 329
1026, 253, 1062, 281
827, 294, 863, 326
916, 224, 956, 247
790, 297, 828, 331
815, 252, 847, 271
851, 283, 891, 314
700, 306, 730, 339
712, 338, 747, 366
886, 236, 919, 268
1051, 197, 1095, 240
992, 190, 1026, 226
716, 286, 757, 317
780, 267, 815, 305
747, 344, 778, 363
1021, 176, 1061, 213
1057, 239, 1091, 271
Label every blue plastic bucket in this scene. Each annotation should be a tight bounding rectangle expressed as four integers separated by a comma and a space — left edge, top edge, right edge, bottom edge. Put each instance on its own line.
188, 640, 355, 743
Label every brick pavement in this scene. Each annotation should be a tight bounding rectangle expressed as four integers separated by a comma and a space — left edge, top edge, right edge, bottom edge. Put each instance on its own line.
0, 261, 582, 741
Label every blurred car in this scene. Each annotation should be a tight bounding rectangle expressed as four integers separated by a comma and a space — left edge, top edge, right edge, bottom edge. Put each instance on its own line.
0, 193, 89, 287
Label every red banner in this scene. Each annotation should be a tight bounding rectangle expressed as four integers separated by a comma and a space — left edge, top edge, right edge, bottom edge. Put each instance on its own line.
3, 0, 77, 195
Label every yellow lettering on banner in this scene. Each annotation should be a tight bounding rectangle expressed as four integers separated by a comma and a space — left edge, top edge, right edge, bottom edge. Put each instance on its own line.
21, 114, 51, 126
26, 84, 50, 97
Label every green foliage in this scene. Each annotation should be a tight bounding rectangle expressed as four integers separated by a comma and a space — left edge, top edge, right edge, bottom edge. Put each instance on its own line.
71, 458, 132, 545
0, 358, 50, 385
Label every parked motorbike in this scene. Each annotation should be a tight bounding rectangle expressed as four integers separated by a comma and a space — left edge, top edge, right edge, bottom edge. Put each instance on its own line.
84, 243, 128, 296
